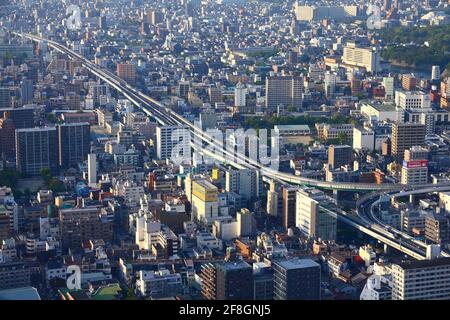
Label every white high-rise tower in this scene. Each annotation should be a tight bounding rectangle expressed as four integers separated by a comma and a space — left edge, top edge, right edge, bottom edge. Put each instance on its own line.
234, 82, 247, 108
88, 153, 97, 186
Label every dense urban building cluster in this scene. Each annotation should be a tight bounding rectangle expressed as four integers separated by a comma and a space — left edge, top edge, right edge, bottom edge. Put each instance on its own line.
0, 0, 450, 301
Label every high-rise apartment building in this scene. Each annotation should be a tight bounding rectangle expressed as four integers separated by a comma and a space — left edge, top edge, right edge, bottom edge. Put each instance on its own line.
402, 74, 417, 91
116, 63, 136, 85
425, 213, 450, 244
391, 122, 426, 160
441, 77, 450, 109
0, 118, 15, 159
431, 65, 441, 82
20, 79, 34, 104
208, 87, 223, 105
1, 106, 35, 129
225, 168, 259, 203
265, 75, 303, 111
59, 206, 112, 249
88, 153, 97, 186
57, 123, 90, 169
382, 77, 394, 100
401, 146, 429, 186
201, 261, 253, 300
147, 9, 164, 25
156, 125, 191, 160
234, 82, 246, 108
282, 186, 298, 231
15, 127, 58, 175
89, 84, 109, 106
391, 258, 450, 300
0, 262, 31, 290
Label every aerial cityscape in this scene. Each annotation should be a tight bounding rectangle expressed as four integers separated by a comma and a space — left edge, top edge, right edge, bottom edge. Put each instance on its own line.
0, 0, 450, 303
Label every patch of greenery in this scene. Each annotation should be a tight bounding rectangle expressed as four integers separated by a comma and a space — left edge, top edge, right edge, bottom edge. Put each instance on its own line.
380, 25, 450, 70
0, 169, 20, 189
41, 168, 65, 192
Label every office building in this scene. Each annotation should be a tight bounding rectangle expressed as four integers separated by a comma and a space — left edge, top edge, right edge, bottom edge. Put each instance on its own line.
342, 42, 380, 73
296, 189, 337, 241
391, 123, 426, 160
404, 146, 429, 161
391, 258, 450, 300
401, 146, 429, 185
395, 91, 431, 111
191, 180, 219, 226
15, 127, 58, 175
57, 123, 90, 169
401, 159, 428, 186
294, 5, 358, 21
156, 125, 190, 161
265, 75, 303, 111
273, 258, 321, 300
353, 128, 375, 151
360, 102, 400, 122
328, 145, 352, 169
319, 124, 354, 143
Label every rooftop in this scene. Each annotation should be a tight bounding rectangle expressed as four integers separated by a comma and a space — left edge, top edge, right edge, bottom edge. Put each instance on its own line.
396, 257, 450, 270
274, 258, 320, 270
0, 287, 41, 300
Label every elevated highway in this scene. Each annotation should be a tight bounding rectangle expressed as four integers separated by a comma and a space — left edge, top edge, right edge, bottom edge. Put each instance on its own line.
12, 31, 419, 192
13, 31, 450, 260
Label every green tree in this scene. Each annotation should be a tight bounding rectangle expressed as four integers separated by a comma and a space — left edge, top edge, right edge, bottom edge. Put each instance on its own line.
41, 168, 52, 185
0, 169, 20, 189
338, 132, 347, 144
